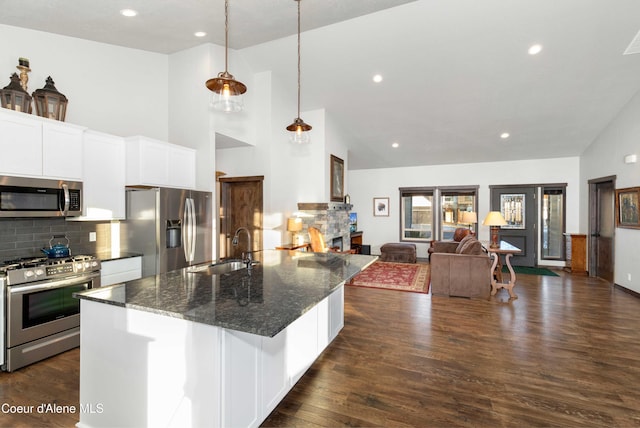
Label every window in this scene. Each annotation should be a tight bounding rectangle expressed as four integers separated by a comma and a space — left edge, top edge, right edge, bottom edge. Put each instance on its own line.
542, 186, 566, 260
439, 187, 478, 239
400, 188, 434, 242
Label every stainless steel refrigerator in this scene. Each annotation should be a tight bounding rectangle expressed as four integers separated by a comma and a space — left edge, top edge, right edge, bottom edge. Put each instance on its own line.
121, 187, 213, 277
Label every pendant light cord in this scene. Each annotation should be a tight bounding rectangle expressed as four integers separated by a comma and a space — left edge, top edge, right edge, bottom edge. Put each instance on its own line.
224, 0, 229, 73
296, 0, 301, 118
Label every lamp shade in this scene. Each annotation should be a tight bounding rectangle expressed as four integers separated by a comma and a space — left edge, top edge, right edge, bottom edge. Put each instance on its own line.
482, 211, 507, 226
287, 217, 303, 232
461, 211, 477, 224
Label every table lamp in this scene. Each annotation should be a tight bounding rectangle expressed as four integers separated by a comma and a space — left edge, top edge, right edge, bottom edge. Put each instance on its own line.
460, 211, 477, 232
287, 217, 303, 245
482, 211, 507, 248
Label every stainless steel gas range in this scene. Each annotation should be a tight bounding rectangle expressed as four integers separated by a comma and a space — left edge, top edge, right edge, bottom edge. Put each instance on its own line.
0, 255, 101, 372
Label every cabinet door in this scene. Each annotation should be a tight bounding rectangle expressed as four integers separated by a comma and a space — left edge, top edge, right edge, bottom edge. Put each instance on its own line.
80, 131, 126, 220
101, 257, 142, 286
222, 330, 261, 428
0, 111, 43, 176
286, 306, 319, 385
42, 122, 84, 180
329, 284, 345, 341
168, 145, 196, 189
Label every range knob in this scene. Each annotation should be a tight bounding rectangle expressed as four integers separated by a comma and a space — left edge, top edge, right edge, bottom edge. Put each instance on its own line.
91, 261, 99, 268
24, 270, 35, 279
76, 262, 84, 270
35, 268, 45, 277
84, 262, 91, 269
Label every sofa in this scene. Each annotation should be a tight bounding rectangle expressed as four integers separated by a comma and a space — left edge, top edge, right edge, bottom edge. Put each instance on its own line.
430, 234, 492, 298
427, 227, 472, 260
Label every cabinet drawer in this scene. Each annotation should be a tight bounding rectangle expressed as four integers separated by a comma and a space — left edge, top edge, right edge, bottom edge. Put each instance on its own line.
101, 257, 142, 286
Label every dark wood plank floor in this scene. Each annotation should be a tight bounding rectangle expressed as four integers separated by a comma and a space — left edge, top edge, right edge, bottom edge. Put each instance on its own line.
2, 270, 640, 427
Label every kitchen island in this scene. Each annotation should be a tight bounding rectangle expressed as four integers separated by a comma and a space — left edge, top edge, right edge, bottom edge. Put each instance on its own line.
74, 250, 376, 428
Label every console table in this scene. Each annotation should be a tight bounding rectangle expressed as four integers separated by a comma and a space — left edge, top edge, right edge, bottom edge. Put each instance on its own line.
487, 241, 522, 299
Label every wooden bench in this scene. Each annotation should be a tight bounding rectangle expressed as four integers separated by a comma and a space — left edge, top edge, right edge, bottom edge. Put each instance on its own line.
380, 243, 417, 263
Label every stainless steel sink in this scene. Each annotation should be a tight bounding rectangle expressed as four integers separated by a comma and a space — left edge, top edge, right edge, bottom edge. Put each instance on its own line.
186, 260, 257, 274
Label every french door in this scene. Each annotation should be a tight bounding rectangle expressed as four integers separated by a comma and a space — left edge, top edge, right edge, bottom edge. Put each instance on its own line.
490, 185, 537, 267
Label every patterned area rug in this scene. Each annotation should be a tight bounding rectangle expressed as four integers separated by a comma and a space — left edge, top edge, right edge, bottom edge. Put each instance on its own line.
349, 261, 430, 294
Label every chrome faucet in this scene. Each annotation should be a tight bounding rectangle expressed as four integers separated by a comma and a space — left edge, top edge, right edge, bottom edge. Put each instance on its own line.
232, 227, 253, 268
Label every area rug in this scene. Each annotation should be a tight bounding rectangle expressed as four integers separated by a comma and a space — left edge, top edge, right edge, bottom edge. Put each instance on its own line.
501, 265, 560, 277
349, 261, 430, 293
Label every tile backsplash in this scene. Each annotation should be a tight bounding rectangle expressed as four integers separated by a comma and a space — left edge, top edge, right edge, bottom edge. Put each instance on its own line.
0, 218, 112, 260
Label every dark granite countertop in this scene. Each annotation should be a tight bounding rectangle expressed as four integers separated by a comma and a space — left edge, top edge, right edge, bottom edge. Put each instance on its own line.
76, 250, 377, 337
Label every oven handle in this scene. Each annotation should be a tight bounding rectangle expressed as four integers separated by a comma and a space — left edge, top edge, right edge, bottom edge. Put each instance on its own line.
7, 272, 100, 295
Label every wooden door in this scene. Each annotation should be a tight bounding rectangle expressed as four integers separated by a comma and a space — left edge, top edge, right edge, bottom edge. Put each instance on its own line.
490, 185, 537, 267
219, 176, 264, 260
589, 177, 615, 282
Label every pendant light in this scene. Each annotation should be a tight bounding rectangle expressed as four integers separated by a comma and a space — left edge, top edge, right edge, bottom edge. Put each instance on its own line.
286, 0, 312, 144
206, 0, 246, 113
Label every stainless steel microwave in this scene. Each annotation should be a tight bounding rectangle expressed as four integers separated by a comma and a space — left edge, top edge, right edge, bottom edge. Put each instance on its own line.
0, 176, 82, 217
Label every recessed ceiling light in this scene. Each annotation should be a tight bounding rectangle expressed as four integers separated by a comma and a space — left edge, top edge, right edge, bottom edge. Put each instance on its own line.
373, 74, 383, 83
194, 31, 207, 38
392, 142, 399, 148
528, 44, 543, 55
500, 132, 510, 139
120, 9, 138, 17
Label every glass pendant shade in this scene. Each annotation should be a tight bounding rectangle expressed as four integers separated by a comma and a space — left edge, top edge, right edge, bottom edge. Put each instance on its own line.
32, 76, 67, 121
206, 71, 246, 113
287, 117, 312, 144
0, 73, 32, 113
206, 0, 246, 113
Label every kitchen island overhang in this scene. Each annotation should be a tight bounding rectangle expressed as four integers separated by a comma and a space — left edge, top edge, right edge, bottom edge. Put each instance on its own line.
74, 250, 376, 428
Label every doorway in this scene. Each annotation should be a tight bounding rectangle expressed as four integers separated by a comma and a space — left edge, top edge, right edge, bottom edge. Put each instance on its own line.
490, 185, 537, 267
219, 176, 264, 260
588, 176, 615, 282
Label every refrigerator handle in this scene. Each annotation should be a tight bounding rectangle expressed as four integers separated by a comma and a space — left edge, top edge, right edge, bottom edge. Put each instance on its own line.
183, 199, 191, 262
189, 198, 197, 262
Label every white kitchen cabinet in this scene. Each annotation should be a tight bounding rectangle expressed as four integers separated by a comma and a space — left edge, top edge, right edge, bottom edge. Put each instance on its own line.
0, 109, 43, 176
0, 108, 84, 180
100, 256, 142, 286
222, 330, 262, 428
42, 122, 84, 180
125, 136, 196, 189
74, 130, 126, 220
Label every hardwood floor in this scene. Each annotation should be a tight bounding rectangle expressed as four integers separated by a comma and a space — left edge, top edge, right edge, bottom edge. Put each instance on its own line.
2, 270, 640, 427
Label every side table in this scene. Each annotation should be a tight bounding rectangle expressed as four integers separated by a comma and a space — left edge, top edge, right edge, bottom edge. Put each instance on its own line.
487, 241, 522, 299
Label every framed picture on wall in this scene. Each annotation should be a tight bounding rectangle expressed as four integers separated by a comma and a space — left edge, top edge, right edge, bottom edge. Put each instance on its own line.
616, 187, 640, 229
373, 197, 389, 217
330, 155, 344, 202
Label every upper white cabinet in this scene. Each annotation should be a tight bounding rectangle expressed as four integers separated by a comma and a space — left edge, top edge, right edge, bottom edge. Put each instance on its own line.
0, 109, 44, 176
42, 122, 84, 179
0, 108, 84, 180
75, 130, 126, 220
125, 136, 196, 189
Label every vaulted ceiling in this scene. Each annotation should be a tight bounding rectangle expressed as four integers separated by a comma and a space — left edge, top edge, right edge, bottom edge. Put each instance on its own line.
3, 0, 640, 170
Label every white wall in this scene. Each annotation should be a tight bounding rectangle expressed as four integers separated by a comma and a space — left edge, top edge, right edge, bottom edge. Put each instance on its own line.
348, 157, 580, 260
580, 90, 640, 292
0, 24, 168, 140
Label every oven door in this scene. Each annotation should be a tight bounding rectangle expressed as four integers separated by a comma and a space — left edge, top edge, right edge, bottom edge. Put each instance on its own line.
6, 272, 100, 348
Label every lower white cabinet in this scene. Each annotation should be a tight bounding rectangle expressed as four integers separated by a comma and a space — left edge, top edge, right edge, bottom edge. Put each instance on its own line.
78, 284, 344, 428
100, 257, 142, 286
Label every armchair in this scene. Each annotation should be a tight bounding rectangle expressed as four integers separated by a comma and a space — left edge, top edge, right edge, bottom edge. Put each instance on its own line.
308, 227, 355, 253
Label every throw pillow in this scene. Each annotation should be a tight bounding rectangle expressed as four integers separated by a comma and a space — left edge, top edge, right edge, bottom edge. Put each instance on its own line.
455, 234, 475, 254
460, 239, 483, 255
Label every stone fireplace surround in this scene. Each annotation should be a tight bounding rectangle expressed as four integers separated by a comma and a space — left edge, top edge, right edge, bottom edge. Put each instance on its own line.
296, 202, 353, 251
